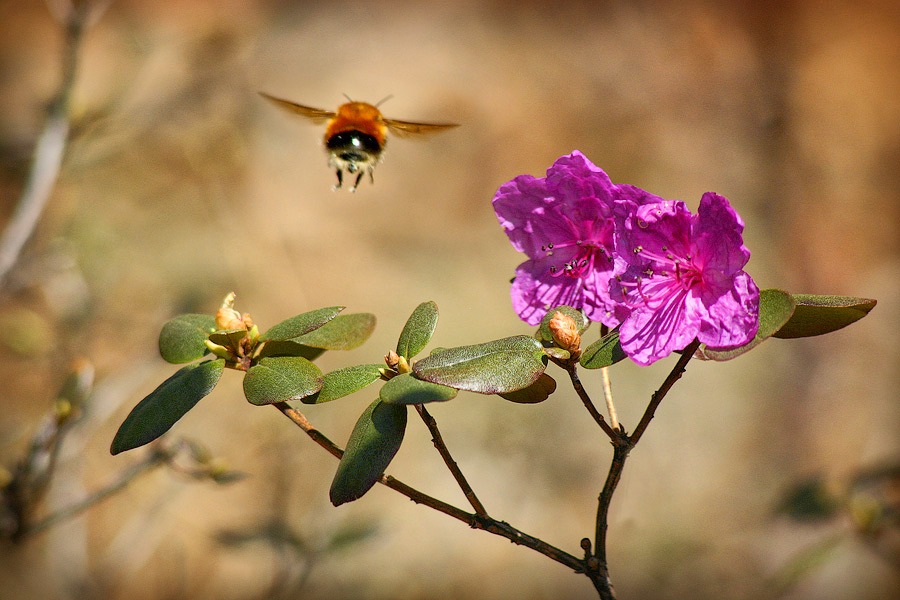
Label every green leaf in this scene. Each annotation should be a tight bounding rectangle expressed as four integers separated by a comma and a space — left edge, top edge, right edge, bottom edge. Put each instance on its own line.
396, 301, 438, 360
257, 340, 325, 361
110, 359, 225, 455
379, 373, 457, 405
536, 305, 589, 344
158, 314, 216, 364
580, 328, 627, 369
498, 373, 556, 404
259, 306, 344, 342
698, 288, 796, 361
208, 328, 248, 349
243, 356, 323, 406
412, 335, 547, 394
302, 364, 384, 404
773, 294, 876, 339
292, 313, 376, 350
330, 400, 407, 506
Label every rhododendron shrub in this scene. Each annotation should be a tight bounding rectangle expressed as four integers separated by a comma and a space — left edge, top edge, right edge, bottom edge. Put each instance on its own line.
113, 151, 876, 599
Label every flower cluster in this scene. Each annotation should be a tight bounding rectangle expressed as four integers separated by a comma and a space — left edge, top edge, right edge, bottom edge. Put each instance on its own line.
493, 151, 759, 365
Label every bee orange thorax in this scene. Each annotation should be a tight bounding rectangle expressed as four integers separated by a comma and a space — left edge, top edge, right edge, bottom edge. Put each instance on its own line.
325, 102, 388, 146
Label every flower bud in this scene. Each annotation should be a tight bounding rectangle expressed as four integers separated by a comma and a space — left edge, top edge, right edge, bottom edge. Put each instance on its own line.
216, 292, 243, 330
548, 311, 582, 358
384, 350, 401, 371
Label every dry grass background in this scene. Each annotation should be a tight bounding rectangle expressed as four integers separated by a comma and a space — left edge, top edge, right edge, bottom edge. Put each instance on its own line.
0, 0, 898, 598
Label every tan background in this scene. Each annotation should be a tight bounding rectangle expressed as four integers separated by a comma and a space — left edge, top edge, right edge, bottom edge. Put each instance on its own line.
1, 0, 898, 598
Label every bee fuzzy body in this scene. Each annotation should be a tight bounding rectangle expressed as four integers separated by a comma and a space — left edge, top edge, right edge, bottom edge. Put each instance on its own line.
259, 92, 458, 192
324, 103, 387, 191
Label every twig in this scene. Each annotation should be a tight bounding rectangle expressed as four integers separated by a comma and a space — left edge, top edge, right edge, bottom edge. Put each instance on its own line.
271, 402, 587, 574
627, 339, 700, 446
17, 443, 175, 539
550, 357, 623, 445
600, 367, 619, 431
586, 339, 702, 599
414, 404, 488, 517
0, 1, 107, 289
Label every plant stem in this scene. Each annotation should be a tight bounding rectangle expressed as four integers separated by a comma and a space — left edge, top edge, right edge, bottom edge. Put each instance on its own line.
0, 2, 106, 289
16, 443, 176, 539
587, 338, 701, 598
414, 404, 488, 517
628, 339, 700, 446
551, 357, 624, 445
271, 402, 587, 575
600, 367, 619, 431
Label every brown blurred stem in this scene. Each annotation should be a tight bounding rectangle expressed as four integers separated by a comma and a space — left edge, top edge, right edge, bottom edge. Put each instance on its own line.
414, 404, 488, 517
0, 2, 107, 289
13, 443, 176, 540
271, 402, 589, 576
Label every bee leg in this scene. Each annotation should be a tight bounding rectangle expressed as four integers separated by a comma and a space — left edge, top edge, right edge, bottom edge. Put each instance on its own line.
368, 168, 375, 185
349, 171, 364, 193
332, 169, 343, 191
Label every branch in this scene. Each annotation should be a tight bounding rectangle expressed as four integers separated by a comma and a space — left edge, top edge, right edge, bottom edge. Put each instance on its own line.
15, 443, 175, 540
627, 339, 700, 446
271, 402, 586, 574
414, 404, 488, 517
0, 3, 104, 288
551, 357, 623, 445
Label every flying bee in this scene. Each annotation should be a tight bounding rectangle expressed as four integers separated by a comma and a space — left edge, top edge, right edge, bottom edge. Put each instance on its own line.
259, 92, 459, 192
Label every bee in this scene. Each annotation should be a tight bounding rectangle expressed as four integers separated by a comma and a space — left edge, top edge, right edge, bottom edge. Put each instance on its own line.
259, 92, 459, 192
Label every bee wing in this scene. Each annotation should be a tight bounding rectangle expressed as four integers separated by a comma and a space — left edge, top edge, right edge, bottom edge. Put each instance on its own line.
258, 92, 336, 124
383, 118, 459, 138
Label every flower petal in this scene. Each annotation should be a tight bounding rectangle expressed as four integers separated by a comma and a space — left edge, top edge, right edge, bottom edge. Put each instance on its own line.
694, 271, 760, 348
619, 285, 699, 365
692, 192, 750, 275
511, 261, 588, 326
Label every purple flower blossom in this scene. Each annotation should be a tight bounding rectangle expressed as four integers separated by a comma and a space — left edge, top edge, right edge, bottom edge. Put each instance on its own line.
613, 193, 760, 365
493, 151, 658, 326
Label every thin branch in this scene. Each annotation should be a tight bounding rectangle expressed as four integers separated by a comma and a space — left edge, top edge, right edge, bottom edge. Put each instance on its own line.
550, 357, 623, 445
600, 367, 619, 431
594, 445, 629, 592
628, 339, 700, 447
17, 443, 175, 539
271, 402, 587, 574
414, 404, 488, 517
0, 3, 101, 288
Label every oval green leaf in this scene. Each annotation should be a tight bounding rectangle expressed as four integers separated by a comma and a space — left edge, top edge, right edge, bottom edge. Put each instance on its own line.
243, 355, 323, 406
536, 305, 589, 344
772, 294, 876, 339
698, 288, 796, 361
580, 328, 627, 369
110, 359, 225, 455
259, 306, 344, 342
498, 373, 556, 404
303, 364, 384, 404
158, 314, 216, 364
396, 301, 439, 360
412, 335, 546, 394
330, 399, 407, 506
293, 312, 376, 350
257, 340, 325, 361
379, 372, 457, 405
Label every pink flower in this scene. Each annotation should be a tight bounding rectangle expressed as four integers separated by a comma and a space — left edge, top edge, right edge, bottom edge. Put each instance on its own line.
613, 193, 760, 365
493, 151, 658, 326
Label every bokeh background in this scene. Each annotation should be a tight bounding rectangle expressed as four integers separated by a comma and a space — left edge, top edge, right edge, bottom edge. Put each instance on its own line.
1, 0, 899, 598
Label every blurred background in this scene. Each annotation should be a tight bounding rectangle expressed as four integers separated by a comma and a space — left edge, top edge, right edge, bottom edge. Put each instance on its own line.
0, 0, 898, 598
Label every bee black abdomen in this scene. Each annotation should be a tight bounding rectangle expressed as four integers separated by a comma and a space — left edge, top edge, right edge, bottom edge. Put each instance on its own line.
326, 131, 382, 162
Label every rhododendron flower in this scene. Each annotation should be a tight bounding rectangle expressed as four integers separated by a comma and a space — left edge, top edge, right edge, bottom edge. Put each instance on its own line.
613, 193, 760, 365
493, 151, 657, 326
